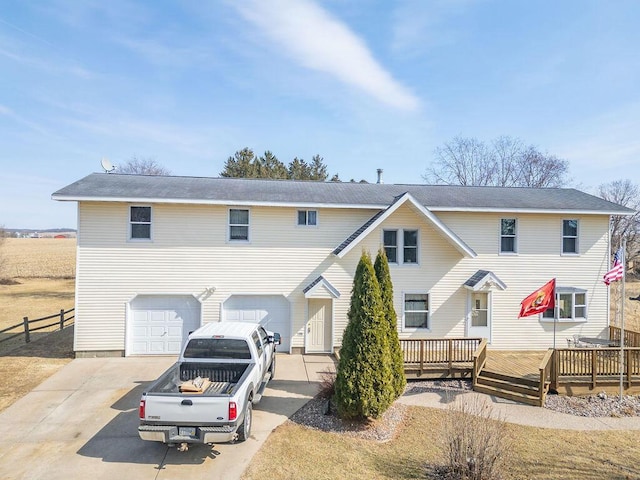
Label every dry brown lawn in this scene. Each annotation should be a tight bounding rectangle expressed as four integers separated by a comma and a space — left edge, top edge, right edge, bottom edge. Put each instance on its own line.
1, 237, 76, 279
243, 407, 640, 480
0, 238, 76, 412
0, 327, 74, 413
615, 280, 640, 332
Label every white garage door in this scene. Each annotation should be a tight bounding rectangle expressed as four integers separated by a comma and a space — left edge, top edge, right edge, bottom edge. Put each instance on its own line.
223, 295, 291, 352
128, 295, 201, 355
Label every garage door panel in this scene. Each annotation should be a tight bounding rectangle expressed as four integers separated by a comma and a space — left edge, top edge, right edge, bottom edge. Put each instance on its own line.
149, 311, 166, 322
223, 295, 291, 352
128, 295, 201, 356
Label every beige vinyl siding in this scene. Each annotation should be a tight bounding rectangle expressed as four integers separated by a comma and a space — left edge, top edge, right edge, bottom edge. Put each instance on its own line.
75, 201, 612, 353
75, 202, 377, 352
333, 207, 611, 349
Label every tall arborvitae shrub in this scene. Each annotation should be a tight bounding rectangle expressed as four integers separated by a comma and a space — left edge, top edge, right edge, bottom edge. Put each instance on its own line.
334, 251, 395, 419
374, 248, 406, 399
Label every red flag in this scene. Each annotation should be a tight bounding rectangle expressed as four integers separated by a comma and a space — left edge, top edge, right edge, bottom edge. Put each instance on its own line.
519, 279, 555, 318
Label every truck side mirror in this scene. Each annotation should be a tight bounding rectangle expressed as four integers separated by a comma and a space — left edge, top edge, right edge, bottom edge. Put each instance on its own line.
270, 333, 281, 345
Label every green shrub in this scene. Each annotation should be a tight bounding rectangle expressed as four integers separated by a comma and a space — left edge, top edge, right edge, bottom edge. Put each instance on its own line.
334, 251, 395, 419
374, 248, 406, 399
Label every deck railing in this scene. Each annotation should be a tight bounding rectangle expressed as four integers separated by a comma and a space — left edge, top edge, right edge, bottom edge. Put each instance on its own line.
554, 347, 640, 389
538, 349, 555, 405
400, 338, 482, 378
609, 326, 640, 347
472, 338, 488, 388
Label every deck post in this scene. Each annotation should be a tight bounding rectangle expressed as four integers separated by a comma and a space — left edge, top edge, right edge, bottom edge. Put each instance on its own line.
447, 339, 453, 376
23, 317, 30, 343
419, 340, 424, 376
591, 350, 597, 389
626, 350, 632, 389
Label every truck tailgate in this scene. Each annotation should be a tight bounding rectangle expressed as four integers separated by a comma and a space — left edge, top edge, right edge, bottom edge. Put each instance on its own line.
144, 394, 230, 424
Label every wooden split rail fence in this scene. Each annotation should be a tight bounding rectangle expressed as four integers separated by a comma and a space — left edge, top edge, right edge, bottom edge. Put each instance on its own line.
0, 308, 75, 345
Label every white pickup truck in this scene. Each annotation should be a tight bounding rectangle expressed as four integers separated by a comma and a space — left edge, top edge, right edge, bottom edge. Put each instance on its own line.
138, 322, 279, 450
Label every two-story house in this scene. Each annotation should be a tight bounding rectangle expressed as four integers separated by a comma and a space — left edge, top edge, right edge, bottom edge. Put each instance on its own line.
52, 173, 633, 357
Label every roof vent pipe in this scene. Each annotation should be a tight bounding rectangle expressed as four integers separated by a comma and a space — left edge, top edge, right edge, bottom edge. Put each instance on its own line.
376, 168, 383, 184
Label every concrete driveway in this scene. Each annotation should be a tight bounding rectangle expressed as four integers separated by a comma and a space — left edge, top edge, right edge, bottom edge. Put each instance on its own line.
0, 354, 334, 480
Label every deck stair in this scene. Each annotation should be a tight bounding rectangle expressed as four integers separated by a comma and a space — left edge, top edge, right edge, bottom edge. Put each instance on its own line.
474, 369, 548, 407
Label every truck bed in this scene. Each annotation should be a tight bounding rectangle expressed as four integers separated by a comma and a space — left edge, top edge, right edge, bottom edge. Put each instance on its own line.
146, 362, 251, 396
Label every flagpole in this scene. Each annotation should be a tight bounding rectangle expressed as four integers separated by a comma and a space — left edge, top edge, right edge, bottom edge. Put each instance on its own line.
619, 239, 626, 400
553, 277, 557, 349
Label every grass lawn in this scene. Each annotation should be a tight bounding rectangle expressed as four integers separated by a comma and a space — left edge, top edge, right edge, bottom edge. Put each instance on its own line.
242, 407, 640, 480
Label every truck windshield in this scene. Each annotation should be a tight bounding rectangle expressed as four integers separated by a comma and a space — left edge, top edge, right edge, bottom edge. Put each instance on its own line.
183, 338, 252, 360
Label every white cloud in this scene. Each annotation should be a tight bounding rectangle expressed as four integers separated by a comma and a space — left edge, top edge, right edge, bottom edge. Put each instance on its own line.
234, 0, 420, 111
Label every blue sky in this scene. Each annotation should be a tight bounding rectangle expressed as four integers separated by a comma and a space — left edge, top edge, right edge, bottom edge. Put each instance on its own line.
1, 0, 639, 229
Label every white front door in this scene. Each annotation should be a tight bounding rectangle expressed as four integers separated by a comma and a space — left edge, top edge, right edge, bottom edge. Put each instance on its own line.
468, 292, 491, 341
306, 298, 332, 353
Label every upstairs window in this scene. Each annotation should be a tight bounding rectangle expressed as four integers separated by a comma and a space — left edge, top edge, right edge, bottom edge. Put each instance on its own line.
229, 209, 249, 241
383, 229, 419, 264
562, 219, 578, 254
383, 230, 398, 263
403, 293, 429, 330
297, 210, 318, 226
500, 218, 517, 253
403, 230, 418, 263
130, 206, 151, 240
542, 287, 587, 322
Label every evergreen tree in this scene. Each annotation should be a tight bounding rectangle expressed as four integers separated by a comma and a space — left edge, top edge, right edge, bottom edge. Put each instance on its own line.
374, 249, 406, 398
221, 148, 257, 178
220, 148, 335, 181
334, 251, 395, 419
288, 157, 311, 180
257, 151, 288, 179
309, 154, 328, 181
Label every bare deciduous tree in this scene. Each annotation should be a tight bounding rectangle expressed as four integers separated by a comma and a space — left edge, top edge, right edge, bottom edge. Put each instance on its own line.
118, 156, 171, 175
424, 135, 569, 188
599, 179, 640, 273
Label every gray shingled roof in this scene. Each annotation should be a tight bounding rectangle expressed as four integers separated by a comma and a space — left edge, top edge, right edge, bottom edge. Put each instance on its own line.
332, 194, 406, 255
52, 173, 634, 214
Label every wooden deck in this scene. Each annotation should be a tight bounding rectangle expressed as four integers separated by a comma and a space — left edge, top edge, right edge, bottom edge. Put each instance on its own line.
484, 350, 547, 381
399, 331, 640, 405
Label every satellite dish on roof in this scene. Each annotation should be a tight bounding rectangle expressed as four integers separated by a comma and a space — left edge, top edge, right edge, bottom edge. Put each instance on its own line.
100, 157, 116, 173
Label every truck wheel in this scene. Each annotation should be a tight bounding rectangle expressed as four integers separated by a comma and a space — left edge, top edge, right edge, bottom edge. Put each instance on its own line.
237, 402, 252, 442
268, 355, 276, 380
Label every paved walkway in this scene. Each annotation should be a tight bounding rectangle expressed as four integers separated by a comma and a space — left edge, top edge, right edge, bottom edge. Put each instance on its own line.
399, 387, 640, 431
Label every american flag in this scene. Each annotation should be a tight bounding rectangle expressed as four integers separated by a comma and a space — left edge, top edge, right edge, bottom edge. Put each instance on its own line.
603, 247, 624, 285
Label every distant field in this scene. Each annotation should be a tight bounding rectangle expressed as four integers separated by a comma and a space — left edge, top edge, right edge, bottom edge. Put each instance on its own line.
0, 238, 76, 350
1, 238, 76, 278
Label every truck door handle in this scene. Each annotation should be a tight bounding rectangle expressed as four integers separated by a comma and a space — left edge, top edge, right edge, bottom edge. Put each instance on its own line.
181, 399, 193, 406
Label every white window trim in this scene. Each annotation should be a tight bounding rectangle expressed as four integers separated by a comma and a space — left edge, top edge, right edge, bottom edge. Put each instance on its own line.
540, 287, 587, 323
402, 291, 430, 332
128, 205, 152, 242
561, 219, 579, 256
383, 228, 420, 265
228, 207, 250, 243
499, 218, 518, 255
296, 209, 319, 227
